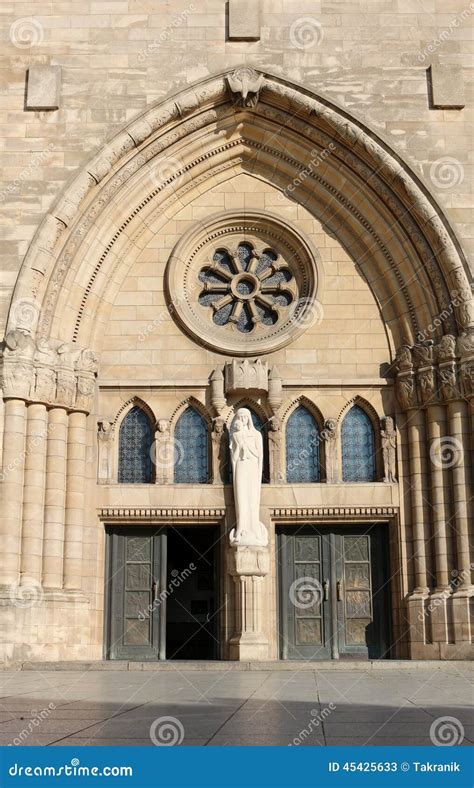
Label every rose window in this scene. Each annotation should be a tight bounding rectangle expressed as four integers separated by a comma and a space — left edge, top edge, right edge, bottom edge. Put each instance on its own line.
165, 212, 320, 356
198, 243, 296, 334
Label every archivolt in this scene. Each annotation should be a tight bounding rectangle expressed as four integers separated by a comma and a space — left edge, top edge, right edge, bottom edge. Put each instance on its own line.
8, 68, 472, 355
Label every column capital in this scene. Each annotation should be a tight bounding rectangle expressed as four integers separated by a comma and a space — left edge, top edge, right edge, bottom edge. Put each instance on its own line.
0, 330, 98, 414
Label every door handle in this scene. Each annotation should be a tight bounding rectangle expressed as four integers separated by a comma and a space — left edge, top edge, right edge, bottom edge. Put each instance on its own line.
151, 580, 159, 602
323, 579, 329, 601
336, 579, 343, 601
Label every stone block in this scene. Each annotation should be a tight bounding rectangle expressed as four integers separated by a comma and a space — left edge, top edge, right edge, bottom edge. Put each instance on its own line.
228, 0, 260, 40
428, 64, 465, 110
26, 66, 61, 111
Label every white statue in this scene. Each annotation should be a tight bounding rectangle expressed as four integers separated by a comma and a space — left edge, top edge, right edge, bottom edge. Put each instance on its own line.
229, 408, 268, 547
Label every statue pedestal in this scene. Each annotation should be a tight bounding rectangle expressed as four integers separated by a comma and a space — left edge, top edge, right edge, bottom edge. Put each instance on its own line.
227, 545, 269, 661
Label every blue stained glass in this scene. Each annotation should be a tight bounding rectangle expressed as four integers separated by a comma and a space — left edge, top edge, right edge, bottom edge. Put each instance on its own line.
341, 406, 376, 482
286, 406, 320, 483
118, 406, 154, 483
174, 407, 209, 483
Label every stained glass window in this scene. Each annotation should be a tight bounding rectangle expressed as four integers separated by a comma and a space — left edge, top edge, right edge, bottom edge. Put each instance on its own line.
174, 407, 209, 483
198, 243, 294, 333
286, 406, 321, 483
118, 406, 154, 483
341, 406, 376, 482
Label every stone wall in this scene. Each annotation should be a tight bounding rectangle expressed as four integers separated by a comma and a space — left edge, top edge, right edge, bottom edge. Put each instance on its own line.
1, 0, 473, 336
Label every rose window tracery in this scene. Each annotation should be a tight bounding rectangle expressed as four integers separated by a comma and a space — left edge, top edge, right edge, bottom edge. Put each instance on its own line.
198, 243, 296, 334
165, 212, 320, 356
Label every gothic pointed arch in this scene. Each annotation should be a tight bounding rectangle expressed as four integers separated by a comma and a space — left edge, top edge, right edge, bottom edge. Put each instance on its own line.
4, 67, 471, 373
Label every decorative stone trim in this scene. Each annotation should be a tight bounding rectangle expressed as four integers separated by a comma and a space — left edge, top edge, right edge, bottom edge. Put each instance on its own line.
394, 330, 474, 409
0, 330, 98, 413
165, 211, 320, 356
271, 507, 397, 519
99, 507, 226, 520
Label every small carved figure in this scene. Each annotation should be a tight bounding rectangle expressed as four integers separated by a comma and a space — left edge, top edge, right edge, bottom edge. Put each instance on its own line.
381, 416, 397, 483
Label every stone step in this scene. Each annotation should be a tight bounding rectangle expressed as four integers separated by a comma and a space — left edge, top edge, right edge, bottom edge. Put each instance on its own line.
4, 659, 473, 672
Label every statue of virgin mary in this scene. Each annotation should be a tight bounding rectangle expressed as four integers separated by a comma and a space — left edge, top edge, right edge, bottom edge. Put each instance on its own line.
229, 408, 268, 547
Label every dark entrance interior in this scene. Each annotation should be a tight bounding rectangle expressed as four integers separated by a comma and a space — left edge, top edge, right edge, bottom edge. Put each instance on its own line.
165, 526, 218, 660
106, 525, 218, 661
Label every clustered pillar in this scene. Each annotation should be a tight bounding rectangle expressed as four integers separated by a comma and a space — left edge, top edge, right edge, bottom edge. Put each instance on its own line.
0, 331, 98, 597
395, 331, 473, 658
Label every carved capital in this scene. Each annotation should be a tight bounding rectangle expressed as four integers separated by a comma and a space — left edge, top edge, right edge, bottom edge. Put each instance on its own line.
227, 545, 269, 577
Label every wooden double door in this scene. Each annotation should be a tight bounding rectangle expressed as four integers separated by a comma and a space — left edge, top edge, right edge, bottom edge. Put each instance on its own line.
278, 525, 391, 660
106, 526, 219, 661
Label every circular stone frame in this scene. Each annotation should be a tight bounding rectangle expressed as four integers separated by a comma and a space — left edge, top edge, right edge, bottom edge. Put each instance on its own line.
165, 211, 322, 356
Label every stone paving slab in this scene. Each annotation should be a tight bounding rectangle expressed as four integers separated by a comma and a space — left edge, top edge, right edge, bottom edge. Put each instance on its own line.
0, 667, 472, 747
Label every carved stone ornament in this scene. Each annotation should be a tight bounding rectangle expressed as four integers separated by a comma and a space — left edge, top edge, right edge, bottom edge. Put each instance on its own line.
165, 211, 320, 356
229, 408, 268, 548
224, 358, 268, 395
394, 344, 413, 372
418, 368, 437, 404
268, 366, 282, 411
396, 373, 417, 411
0, 330, 98, 412
210, 367, 226, 413
226, 66, 263, 108
381, 416, 397, 483
438, 364, 457, 401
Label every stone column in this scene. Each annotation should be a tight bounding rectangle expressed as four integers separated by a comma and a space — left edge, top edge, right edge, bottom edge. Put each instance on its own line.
227, 545, 269, 660
268, 415, 283, 483
322, 418, 338, 483
63, 410, 87, 590
0, 399, 27, 585
447, 400, 472, 585
407, 410, 430, 595
426, 404, 450, 592
20, 402, 48, 584
42, 407, 68, 588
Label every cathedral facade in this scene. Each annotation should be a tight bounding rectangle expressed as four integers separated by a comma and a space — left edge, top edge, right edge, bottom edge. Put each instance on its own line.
0, 1, 472, 664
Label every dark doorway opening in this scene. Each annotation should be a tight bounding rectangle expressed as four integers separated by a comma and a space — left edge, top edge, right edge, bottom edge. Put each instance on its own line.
166, 526, 218, 660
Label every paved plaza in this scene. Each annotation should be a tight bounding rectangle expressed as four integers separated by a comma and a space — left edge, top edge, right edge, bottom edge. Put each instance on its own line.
0, 664, 472, 747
